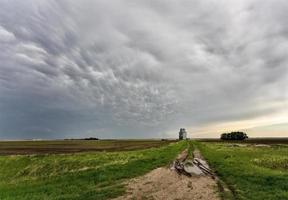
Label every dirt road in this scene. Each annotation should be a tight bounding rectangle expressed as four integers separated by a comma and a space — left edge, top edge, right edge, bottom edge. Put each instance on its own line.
112, 150, 220, 200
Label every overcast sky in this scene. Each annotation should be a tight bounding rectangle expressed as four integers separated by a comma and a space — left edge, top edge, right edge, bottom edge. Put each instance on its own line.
0, 0, 287, 139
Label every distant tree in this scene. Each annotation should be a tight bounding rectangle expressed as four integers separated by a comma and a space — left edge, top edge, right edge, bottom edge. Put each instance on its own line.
220, 133, 227, 140
84, 137, 99, 140
220, 131, 248, 140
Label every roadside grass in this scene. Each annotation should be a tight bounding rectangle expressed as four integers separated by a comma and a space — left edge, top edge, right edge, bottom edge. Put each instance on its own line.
0, 141, 187, 200
194, 141, 288, 200
187, 140, 194, 159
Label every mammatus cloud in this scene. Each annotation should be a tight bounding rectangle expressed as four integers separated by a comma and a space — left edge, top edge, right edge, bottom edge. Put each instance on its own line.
0, 0, 287, 139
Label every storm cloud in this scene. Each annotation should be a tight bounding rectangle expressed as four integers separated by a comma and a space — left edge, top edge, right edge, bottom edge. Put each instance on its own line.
0, 0, 287, 139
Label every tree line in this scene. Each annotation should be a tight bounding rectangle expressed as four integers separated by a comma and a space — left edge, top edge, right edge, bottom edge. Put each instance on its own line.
220, 131, 248, 140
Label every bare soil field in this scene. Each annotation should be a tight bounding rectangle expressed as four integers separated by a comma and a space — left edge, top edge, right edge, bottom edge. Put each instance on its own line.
0, 139, 176, 155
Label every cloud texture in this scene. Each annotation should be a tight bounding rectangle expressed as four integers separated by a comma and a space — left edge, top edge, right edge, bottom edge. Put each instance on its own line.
0, 0, 287, 139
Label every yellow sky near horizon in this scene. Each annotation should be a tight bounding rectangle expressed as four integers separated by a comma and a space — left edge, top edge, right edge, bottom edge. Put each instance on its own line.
185, 109, 288, 138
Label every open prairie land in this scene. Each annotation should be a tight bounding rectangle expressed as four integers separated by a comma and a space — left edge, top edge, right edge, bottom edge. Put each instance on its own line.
195, 141, 288, 200
1, 139, 288, 200
0, 140, 186, 200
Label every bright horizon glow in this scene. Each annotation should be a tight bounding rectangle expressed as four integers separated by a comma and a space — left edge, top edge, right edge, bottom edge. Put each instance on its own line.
187, 106, 288, 138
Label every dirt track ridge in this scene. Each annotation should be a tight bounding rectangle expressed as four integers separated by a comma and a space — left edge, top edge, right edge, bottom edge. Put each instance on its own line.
112, 149, 220, 200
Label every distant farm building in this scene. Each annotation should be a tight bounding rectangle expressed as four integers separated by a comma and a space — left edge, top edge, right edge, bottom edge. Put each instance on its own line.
179, 128, 187, 140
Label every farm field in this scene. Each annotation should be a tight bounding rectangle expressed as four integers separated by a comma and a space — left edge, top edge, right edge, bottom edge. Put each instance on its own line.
195, 141, 288, 200
198, 137, 288, 144
2, 139, 288, 200
0, 140, 186, 200
0, 139, 176, 155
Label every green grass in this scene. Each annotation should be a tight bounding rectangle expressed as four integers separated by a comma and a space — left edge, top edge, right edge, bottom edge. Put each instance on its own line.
194, 141, 288, 200
187, 140, 194, 159
0, 141, 187, 200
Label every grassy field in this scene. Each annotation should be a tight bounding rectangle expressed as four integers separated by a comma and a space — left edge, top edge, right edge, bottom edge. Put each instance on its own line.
0, 140, 187, 200
195, 141, 288, 200
3, 138, 286, 200
0, 139, 176, 155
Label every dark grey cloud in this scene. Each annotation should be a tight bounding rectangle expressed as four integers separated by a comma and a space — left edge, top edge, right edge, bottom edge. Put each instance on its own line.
0, 0, 287, 139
